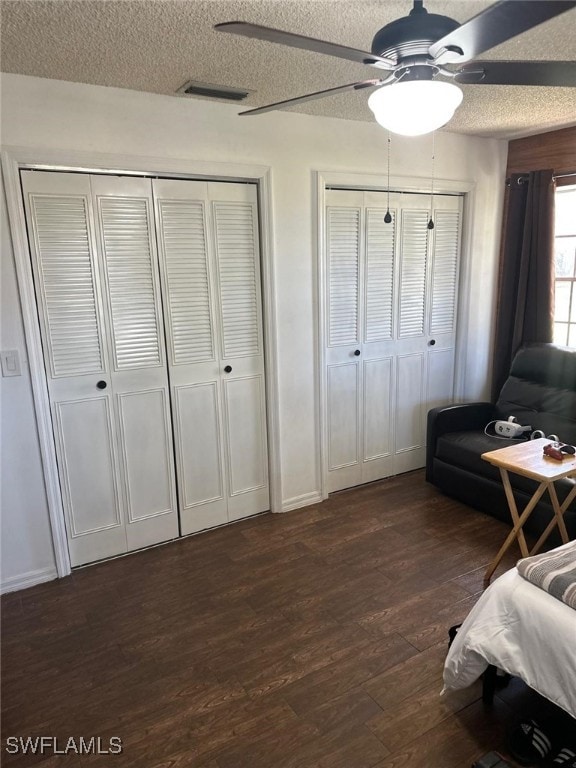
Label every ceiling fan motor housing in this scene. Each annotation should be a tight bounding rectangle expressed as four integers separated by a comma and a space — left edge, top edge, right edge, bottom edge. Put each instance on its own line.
371, 11, 459, 63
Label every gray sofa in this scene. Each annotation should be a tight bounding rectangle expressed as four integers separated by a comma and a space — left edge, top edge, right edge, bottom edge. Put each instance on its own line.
426, 343, 576, 540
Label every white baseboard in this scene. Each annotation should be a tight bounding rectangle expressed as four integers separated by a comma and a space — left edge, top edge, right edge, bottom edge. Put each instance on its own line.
280, 491, 323, 513
0, 566, 58, 595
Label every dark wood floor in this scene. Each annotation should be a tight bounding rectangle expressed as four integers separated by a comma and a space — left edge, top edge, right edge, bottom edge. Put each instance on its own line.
2, 472, 574, 768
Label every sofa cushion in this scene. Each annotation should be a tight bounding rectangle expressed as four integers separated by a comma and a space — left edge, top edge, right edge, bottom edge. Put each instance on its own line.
436, 430, 576, 506
496, 344, 576, 445
436, 430, 515, 479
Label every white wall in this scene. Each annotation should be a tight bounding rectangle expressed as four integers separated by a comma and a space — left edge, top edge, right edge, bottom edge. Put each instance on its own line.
0, 73, 507, 591
1, 180, 57, 590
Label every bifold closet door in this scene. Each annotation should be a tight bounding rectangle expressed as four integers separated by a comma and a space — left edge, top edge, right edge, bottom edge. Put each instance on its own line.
153, 178, 269, 535
325, 188, 462, 492
22, 171, 179, 566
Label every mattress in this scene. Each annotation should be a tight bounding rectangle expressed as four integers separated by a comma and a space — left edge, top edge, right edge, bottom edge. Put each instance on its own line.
443, 562, 576, 718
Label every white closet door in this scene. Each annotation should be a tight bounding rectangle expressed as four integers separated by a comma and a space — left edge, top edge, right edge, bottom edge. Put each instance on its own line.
325, 188, 462, 491
361, 202, 398, 484
421, 199, 461, 452
325, 192, 398, 491
211, 183, 269, 522
325, 190, 363, 492
22, 171, 125, 565
22, 171, 179, 566
153, 179, 226, 531
91, 175, 179, 552
153, 179, 269, 535
392, 193, 461, 474
392, 197, 431, 474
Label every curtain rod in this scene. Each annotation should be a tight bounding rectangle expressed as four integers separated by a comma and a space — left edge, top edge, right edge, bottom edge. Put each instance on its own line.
506, 171, 576, 186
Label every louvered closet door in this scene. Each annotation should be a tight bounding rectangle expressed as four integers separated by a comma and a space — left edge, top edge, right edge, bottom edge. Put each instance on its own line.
391, 191, 462, 474
153, 179, 269, 535
325, 189, 365, 492
22, 171, 179, 566
22, 170, 125, 565
326, 188, 462, 492
91, 175, 179, 552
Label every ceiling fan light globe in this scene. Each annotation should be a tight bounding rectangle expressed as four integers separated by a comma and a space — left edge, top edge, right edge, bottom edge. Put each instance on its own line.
368, 80, 463, 136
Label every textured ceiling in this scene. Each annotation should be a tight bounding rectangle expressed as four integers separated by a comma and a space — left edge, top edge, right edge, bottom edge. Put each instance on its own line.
1, 0, 575, 138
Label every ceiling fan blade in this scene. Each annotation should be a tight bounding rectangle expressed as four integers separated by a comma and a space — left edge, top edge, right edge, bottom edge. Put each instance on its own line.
215, 22, 396, 69
454, 60, 576, 87
430, 0, 576, 65
239, 79, 386, 116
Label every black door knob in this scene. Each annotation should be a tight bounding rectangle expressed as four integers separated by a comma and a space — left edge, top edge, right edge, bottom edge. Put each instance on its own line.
354, 349, 361, 356
224, 365, 232, 373
428, 339, 436, 346
96, 380, 107, 389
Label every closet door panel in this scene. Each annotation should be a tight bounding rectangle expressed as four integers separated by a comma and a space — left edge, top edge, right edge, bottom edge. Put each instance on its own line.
223, 374, 269, 520
29, 193, 104, 378
92, 176, 165, 372
398, 209, 429, 338
363, 356, 393, 452
21, 171, 107, 391
210, 182, 269, 520
97, 197, 162, 370
362, 203, 397, 483
361, 356, 395, 483
327, 205, 361, 347
223, 375, 267, 487
91, 174, 179, 550
173, 382, 227, 533
365, 208, 395, 343
117, 388, 175, 522
213, 198, 262, 360
424, 202, 461, 415
153, 179, 226, 534
155, 190, 215, 367
327, 362, 360, 492
427, 348, 456, 411
52, 395, 127, 564
429, 209, 461, 337
394, 352, 425, 473
325, 190, 364, 491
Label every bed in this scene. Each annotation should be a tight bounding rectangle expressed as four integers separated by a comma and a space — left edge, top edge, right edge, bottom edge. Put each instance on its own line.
443, 542, 576, 719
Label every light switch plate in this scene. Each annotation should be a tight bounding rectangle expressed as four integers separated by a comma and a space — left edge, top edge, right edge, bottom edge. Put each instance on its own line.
1, 350, 22, 377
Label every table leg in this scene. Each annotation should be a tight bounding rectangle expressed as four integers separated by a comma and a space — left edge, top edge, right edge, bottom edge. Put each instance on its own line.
483, 474, 548, 587
530, 481, 576, 554
500, 468, 530, 558
549, 482, 572, 544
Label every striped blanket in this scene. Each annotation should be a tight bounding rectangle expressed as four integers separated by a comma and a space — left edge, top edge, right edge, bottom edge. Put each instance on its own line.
517, 542, 576, 611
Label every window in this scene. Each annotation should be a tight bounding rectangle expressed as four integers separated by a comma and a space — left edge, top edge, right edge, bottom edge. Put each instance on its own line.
553, 185, 576, 348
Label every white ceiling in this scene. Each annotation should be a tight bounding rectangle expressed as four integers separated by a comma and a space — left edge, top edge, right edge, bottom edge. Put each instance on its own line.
1, 0, 575, 139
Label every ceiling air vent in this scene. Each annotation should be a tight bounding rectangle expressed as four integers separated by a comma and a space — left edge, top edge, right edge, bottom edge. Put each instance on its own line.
177, 80, 251, 102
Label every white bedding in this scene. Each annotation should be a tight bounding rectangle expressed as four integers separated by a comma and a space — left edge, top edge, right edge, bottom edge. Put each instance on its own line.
443, 566, 576, 718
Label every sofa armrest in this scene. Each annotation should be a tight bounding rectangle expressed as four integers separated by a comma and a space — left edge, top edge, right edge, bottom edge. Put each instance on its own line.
426, 402, 497, 483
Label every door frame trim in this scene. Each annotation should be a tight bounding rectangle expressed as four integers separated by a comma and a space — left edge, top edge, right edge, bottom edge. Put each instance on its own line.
315, 170, 475, 501
2, 145, 282, 578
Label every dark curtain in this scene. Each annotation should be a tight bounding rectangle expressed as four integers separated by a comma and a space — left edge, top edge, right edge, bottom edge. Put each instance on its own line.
491, 169, 555, 399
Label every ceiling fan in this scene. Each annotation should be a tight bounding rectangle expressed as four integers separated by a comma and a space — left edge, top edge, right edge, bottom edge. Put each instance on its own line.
215, 0, 576, 135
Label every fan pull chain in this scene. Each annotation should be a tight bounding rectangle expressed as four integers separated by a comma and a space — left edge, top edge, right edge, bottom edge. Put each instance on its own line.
384, 131, 392, 224
427, 132, 435, 230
